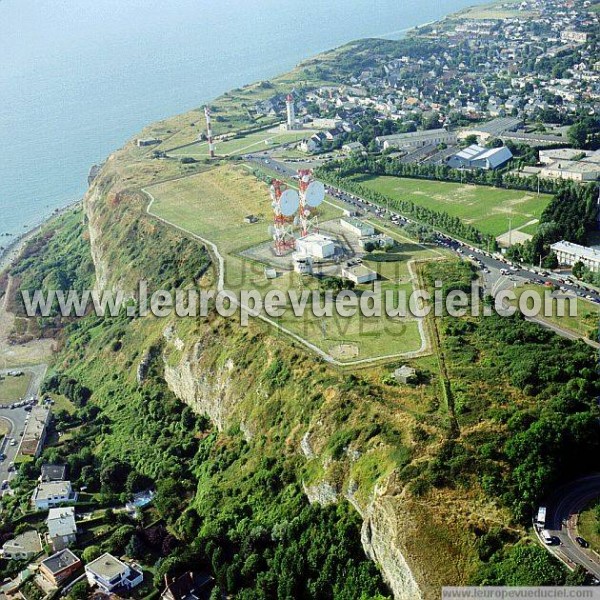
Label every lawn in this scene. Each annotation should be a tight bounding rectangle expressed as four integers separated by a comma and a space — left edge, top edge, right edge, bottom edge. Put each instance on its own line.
146, 164, 444, 362
0, 372, 32, 405
351, 174, 551, 239
170, 129, 309, 158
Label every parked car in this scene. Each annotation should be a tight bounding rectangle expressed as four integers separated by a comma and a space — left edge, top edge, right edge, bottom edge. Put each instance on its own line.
576, 537, 590, 548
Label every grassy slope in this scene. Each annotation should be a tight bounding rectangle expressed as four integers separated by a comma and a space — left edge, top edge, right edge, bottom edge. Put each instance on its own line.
0, 373, 32, 404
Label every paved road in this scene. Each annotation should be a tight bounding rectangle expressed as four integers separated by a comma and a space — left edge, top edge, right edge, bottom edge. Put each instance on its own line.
247, 152, 600, 348
541, 475, 600, 578
0, 364, 47, 485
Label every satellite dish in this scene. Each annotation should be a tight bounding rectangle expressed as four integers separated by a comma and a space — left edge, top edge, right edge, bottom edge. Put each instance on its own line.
302, 174, 311, 184
305, 181, 325, 208
279, 189, 300, 217
268, 225, 275, 236
293, 216, 300, 226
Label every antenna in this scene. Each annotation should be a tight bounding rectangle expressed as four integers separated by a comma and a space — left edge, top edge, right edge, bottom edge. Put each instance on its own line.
270, 180, 298, 255
204, 106, 216, 159
297, 170, 323, 237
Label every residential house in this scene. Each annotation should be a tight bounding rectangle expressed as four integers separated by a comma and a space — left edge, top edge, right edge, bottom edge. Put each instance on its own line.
85, 553, 143, 593
39, 549, 82, 587
40, 464, 68, 483
21, 406, 51, 458
161, 572, 215, 600
32, 481, 76, 511
1, 531, 42, 561
47, 507, 77, 551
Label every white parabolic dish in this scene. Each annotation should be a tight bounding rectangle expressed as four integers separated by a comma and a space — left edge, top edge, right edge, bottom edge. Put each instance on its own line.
279, 189, 300, 216
304, 181, 325, 207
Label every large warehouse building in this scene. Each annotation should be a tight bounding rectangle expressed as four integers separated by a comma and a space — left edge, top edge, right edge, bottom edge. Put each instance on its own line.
447, 144, 513, 170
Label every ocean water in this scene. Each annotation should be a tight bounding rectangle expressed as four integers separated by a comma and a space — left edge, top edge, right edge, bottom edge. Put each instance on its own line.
0, 0, 488, 239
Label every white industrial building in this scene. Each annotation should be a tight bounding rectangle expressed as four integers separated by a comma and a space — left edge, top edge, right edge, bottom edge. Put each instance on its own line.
447, 144, 513, 170
340, 218, 375, 237
292, 253, 313, 274
341, 264, 378, 284
376, 129, 457, 151
551, 241, 600, 273
295, 233, 336, 259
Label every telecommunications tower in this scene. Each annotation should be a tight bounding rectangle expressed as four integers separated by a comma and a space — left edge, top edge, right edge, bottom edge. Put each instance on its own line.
204, 106, 216, 159
297, 170, 325, 237
269, 180, 299, 256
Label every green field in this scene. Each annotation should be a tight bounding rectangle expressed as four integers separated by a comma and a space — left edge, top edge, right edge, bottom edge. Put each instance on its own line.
351, 174, 551, 238
0, 372, 31, 405
146, 164, 445, 362
170, 129, 309, 158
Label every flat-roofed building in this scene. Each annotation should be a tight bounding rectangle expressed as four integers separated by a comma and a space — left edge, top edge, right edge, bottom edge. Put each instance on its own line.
39, 549, 82, 587
32, 481, 77, 511
341, 264, 378, 284
295, 234, 336, 260
1, 530, 42, 561
540, 160, 599, 182
340, 218, 375, 237
551, 241, 600, 273
21, 406, 51, 458
85, 553, 143, 593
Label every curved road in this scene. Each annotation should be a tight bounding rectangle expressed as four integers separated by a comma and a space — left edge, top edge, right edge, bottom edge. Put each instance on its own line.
542, 474, 600, 578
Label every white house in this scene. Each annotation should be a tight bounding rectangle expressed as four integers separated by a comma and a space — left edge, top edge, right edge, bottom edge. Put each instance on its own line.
32, 481, 76, 511
47, 507, 77, 551
85, 553, 143, 593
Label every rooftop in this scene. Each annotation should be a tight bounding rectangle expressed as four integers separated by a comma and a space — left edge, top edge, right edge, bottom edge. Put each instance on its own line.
86, 553, 129, 580
41, 464, 67, 482
47, 507, 77, 538
41, 549, 81, 575
33, 480, 72, 502
2, 530, 42, 554
550, 241, 600, 261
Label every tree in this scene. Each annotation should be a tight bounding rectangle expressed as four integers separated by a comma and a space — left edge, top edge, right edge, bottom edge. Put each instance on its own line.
572, 261, 585, 280
82, 545, 102, 563
67, 581, 89, 600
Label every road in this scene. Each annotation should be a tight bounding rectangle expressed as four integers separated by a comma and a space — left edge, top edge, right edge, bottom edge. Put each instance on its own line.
540, 475, 600, 578
0, 364, 47, 485
246, 152, 600, 348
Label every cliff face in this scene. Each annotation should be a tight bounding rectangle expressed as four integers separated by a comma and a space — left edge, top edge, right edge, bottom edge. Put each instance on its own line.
81, 155, 475, 600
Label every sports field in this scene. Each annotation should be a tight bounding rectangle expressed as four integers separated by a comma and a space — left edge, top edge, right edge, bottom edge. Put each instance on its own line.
351, 174, 551, 239
0, 372, 31, 405
146, 165, 442, 362
170, 129, 309, 158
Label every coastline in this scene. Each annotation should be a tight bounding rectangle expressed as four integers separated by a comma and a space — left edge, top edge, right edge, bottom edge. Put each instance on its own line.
0, 198, 82, 277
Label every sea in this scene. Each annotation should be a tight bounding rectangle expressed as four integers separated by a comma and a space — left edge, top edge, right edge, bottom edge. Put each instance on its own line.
0, 0, 489, 241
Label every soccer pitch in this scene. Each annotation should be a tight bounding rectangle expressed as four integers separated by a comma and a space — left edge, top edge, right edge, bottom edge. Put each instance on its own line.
351, 174, 552, 238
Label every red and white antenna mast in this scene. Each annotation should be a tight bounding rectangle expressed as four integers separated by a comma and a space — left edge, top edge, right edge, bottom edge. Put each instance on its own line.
297, 169, 325, 237
204, 106, 216, 159
270, 180, 299, 256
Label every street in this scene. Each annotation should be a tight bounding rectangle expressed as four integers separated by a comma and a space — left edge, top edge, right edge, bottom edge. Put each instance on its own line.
0, 364, 47, 485
246, 151, 600, 348
541, 475, 600, 579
